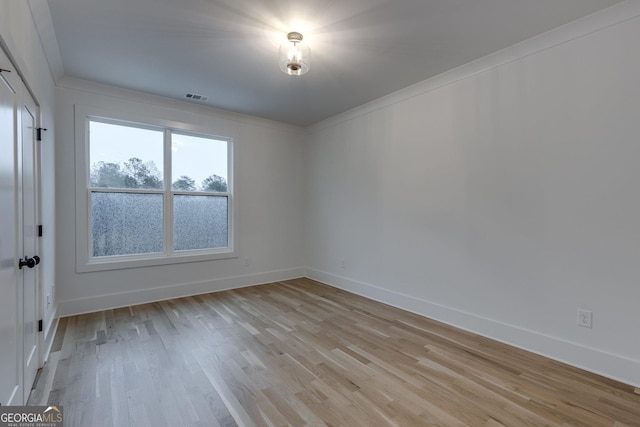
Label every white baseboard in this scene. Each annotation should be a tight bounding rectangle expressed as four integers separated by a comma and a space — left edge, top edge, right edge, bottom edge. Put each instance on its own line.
305, 268, 640, 388
58, 268, 305, 317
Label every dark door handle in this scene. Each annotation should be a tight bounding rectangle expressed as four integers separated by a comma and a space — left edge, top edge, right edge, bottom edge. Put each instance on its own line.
19, 257, 36, 269
33, 255, 40, 265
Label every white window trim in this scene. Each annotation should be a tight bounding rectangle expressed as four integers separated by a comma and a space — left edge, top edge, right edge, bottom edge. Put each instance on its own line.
74, 104, 238, 273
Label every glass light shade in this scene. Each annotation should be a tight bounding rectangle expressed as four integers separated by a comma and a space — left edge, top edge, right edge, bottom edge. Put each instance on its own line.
279, 33, 310, 76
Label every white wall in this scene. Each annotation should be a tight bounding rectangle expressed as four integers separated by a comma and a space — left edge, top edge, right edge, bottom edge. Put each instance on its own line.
55, 78, 306, 315
0, 0, 57, 358
305, 5, 640, 387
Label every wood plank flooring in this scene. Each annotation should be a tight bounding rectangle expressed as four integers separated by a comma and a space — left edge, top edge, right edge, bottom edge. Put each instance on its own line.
30, 278, 640, 426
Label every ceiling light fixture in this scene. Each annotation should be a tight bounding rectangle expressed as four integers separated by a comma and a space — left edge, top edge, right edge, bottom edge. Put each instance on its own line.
279, 32, 310, 76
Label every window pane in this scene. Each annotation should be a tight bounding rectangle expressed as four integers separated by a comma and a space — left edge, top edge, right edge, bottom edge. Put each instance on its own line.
174, 195, 228, 251
172, 133, 228, 192
90, 121, 164, 189
92, 192, 164, 257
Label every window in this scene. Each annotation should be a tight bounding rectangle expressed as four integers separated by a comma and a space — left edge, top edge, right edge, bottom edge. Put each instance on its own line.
75, 106, 236, 271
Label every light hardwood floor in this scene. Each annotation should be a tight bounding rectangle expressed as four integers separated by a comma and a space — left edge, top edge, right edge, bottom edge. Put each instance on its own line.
30, 278, 640, 426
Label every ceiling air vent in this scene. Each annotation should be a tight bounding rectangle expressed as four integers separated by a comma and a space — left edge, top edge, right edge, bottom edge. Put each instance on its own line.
185, 93, 209, 102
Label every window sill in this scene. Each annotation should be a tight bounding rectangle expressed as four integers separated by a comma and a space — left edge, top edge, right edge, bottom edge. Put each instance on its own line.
76, 249, 239, 273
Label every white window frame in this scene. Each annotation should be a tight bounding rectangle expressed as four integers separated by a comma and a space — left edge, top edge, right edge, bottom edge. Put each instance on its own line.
75, 104, 238, 272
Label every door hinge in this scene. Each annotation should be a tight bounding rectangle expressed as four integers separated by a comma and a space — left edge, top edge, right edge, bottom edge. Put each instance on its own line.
36, 127, 48, 141
38, 319, 43, 332
38, 225, 43, 237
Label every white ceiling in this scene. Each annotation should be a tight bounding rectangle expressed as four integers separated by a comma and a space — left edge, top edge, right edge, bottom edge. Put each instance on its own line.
46, 0, 623, 126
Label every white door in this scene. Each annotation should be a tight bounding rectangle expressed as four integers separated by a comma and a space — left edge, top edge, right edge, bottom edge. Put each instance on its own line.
0, 50, 41, 406
0, 52, 21, 406
20, 88, 40, 404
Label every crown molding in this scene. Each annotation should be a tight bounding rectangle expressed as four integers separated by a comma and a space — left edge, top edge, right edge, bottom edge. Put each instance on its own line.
28, 0, 64, 82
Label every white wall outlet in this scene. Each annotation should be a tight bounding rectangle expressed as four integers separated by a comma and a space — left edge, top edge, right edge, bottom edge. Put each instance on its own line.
46, 293, 51, 307
243, 258, 250, 267
340, 259, 345, 269
577, 309, 593, 328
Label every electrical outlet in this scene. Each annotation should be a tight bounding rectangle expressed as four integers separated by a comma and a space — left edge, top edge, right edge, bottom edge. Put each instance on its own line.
577, 309, 593, 328
46, 293, 50, 307
243, 258, 250, 267
340, 259, 345, 269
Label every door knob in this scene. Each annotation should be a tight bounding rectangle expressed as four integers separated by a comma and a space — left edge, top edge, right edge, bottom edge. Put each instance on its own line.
19, 256, 36, 269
